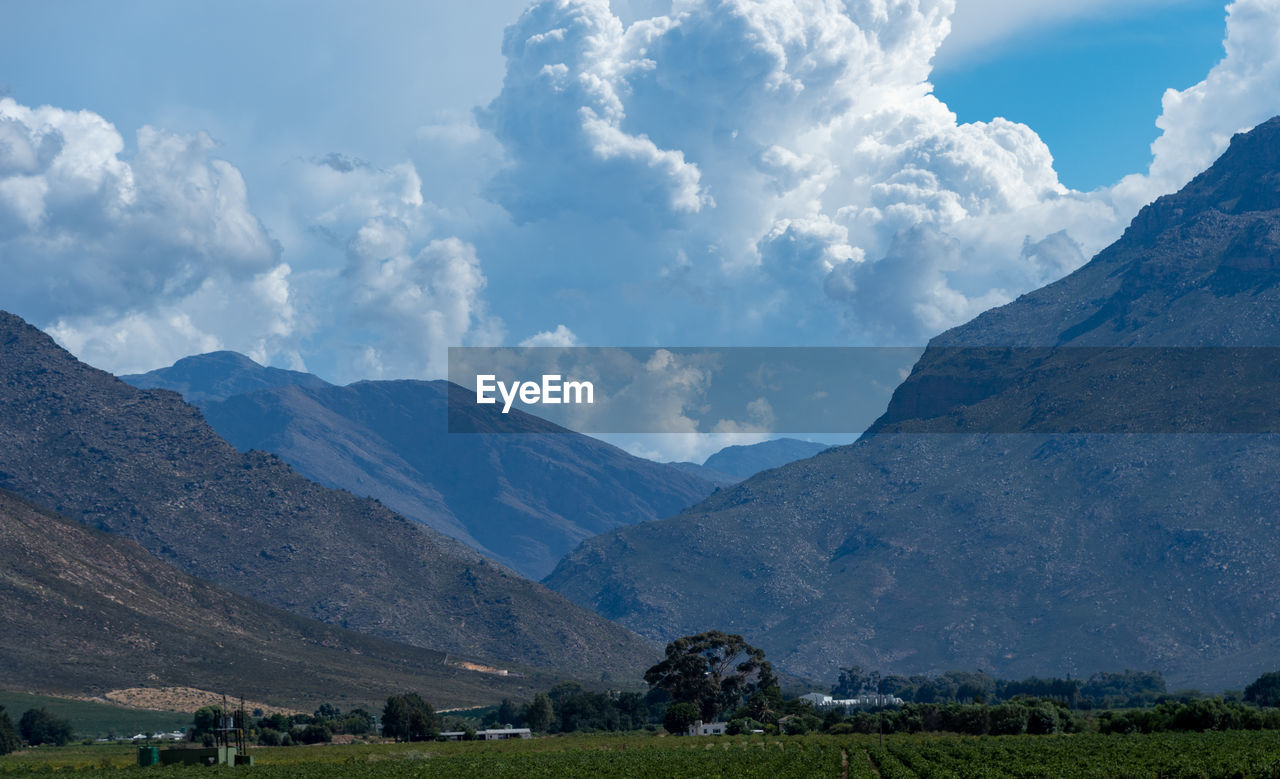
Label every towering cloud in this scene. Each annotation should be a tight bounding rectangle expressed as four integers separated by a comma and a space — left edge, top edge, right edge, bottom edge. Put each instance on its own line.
479, 0, 1128, 344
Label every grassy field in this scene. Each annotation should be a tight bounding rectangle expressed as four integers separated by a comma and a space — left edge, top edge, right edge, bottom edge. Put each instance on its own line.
0, 692, 190, 740
4, 730, 1280, 777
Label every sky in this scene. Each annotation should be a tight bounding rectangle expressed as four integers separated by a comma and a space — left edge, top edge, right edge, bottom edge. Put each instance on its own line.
2, 0, 1278, 461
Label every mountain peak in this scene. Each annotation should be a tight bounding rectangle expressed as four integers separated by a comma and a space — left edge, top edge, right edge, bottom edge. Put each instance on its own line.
173, 350, 264, 370
122, 350, 331, 406
1182, 115, 1280, 212
930, 115, 1280, 348
1121, 115, 1280, 247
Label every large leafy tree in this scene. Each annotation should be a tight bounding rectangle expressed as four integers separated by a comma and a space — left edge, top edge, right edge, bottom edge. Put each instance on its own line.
522, 693, 554, 733
17, 708, 73, 747
644, 630, 776, 720
381, 693, 437, 742
1245, 671, 1280, 706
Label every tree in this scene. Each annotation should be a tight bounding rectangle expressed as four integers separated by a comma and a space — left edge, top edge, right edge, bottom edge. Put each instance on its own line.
495, 698, 521, 728
663, 702, 700, 735
0, 707, 19, 755
339, 708, 375, 735
258, 713, 291, 733
523, 693, 554, 733
18, 708, 74, 747
1245, 671, 1280, 706
645, 631, 776, 721
192, 706, 222, 740
833, 666, 880, 697
313, 703, 341, 722
297, 724, 332, 744
382, 693, 437, 742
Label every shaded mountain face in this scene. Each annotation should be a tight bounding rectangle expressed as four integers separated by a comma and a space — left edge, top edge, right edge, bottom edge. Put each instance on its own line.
702, 439, 832, 481
545, 117, 1280, 691
122, 351, 330, 405
124, 358, 718, 579
0, 488, 553, 707
0, 311, 657, 679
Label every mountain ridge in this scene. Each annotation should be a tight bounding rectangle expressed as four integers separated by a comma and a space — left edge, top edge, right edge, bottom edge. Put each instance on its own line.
124, 355, 719, 579
0, 310, 657, 680
545, 115, 1280, 691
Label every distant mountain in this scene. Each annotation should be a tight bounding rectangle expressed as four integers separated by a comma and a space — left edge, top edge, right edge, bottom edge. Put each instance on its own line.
0, 311, 656, 680
122, 355, 718, 579
702, 439, 832, 481
0, 488, 551, 708
122, 351, 330, 405
665, 460, 740, 488
546, 117, 1280, 690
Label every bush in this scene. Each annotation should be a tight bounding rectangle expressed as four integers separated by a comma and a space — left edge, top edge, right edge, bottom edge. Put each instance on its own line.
298, 724, 332, 744
257, 729, 282, 746
1027, 703, 1061, 735
781, 714, 822, 735
726, 718, 763, 735
989, 704, 1029, 736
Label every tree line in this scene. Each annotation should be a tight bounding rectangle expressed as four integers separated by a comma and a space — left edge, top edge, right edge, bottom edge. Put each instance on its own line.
833, 666, 1168, 708
0, 706, 75, 753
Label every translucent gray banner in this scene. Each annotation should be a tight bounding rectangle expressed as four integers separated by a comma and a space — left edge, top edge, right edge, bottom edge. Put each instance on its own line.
447, 347, 1280, 434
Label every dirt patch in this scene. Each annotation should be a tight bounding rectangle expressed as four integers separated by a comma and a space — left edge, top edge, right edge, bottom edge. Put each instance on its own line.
76, 687, 304, 715
452, 662, 510, 676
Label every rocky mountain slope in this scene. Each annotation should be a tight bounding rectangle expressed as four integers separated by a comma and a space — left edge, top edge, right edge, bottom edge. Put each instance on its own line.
0, 311, 656, 680
0, 488, 551, 707
545, 117, 1280, 691
123, 359, 718, 579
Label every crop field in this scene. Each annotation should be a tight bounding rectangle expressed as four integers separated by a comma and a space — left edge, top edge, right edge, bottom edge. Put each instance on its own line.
4, 731, 1280, 777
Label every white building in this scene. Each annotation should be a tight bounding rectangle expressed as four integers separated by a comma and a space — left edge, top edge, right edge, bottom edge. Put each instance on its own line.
685, 720, 727, 736
438, 727, 532, 741
799, 692, 903, 710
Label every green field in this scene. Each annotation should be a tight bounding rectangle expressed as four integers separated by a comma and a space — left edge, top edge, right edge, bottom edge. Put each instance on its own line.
0, 692, 190, 740
5, 730, 1280, 777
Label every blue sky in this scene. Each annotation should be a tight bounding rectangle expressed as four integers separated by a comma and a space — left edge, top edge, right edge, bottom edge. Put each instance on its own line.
933, 2, 1229, 191
2, 0, 1278, 459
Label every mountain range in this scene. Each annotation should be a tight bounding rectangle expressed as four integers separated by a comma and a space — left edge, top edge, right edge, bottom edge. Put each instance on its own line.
545, 116, 1280, 691
0, 311, 656, 685
122, 361, 719, 579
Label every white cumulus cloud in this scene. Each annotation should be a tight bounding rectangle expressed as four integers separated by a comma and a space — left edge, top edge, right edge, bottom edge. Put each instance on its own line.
0, 97, 297, 373
521, 324, 581, 346
480, 0, 1130, 344
1113, 0, 1280, 213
